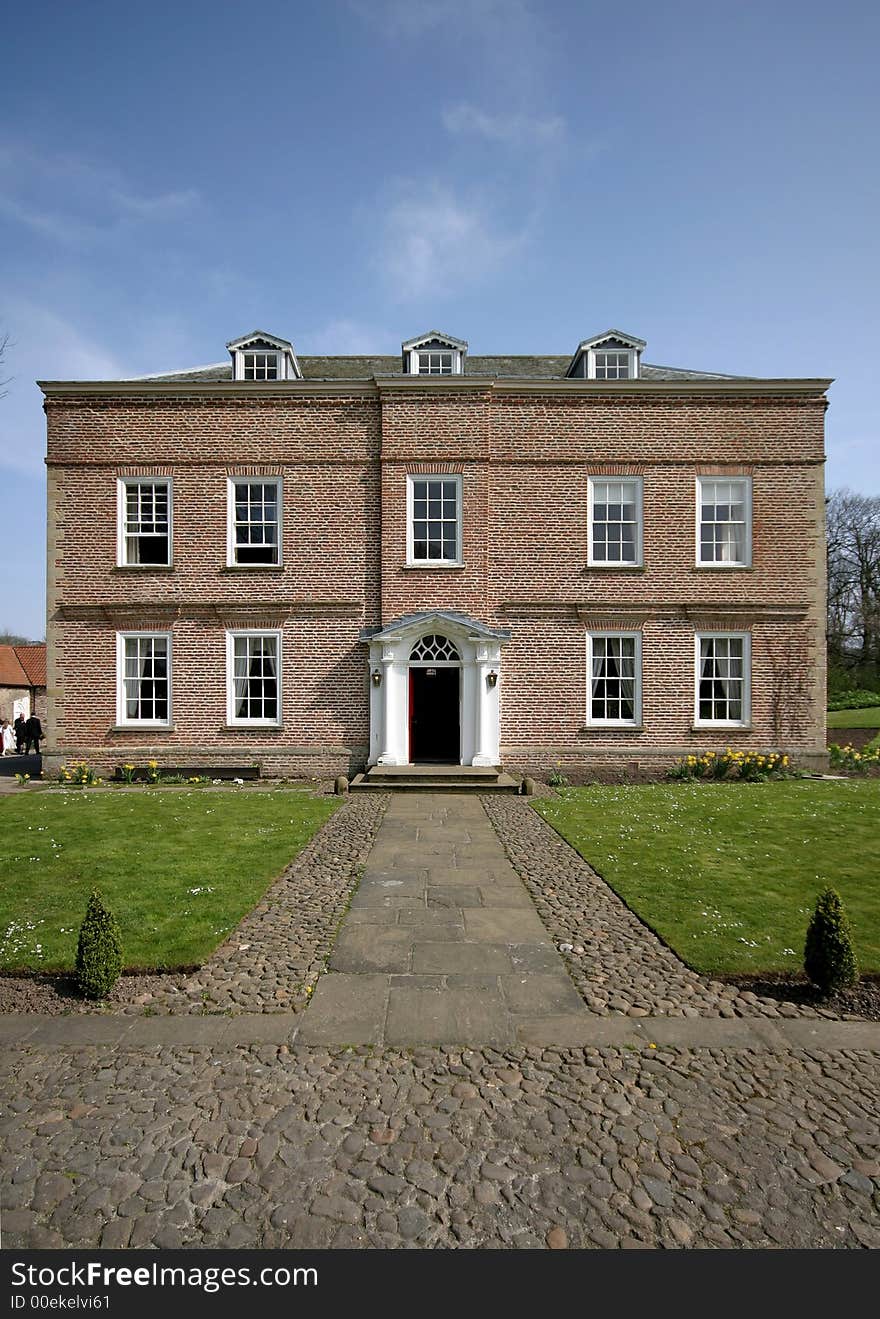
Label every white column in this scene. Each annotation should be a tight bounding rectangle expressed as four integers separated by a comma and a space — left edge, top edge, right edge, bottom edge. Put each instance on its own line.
472, 643, 500, 766
377, 649, 396, 763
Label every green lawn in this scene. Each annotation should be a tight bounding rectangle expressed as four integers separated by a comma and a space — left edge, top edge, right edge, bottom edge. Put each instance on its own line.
827, 707, 880, 729
0, 790, 338, 972
536, 780, 880, 975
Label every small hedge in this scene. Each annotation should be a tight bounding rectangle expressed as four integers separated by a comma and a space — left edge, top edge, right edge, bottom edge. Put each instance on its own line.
75, 889, 123, 1000
827, 689, 880, 711
804, 887, 859, 994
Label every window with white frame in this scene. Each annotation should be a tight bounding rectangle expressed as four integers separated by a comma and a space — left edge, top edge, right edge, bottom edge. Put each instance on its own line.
695, 633, 750, 725
227, 631, 281, 725
594, 350, 632, 380
587, 633, 642, 725
242, 351, 279, 381
697, 477, 752, 566
228, 478, 281, 565
588, 477, 642, 565
118, 478, 171, 565
407, 475, 462, 564
416, 350, 454, 375
116, 633, 171, 726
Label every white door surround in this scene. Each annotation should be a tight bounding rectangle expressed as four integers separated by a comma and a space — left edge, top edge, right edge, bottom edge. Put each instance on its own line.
362, 611, 509, 767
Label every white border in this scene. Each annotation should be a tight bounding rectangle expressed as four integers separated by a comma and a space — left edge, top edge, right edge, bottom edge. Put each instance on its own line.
693, 632, 751, 728
116, 476, 173, 567
115, 631, 173, 728
695, 475, 752, 568
586, 631, 643, 726
226, 628, 283, 727
406, 473, 463, 567
587, 475, 643, 567
226, 476, 283, 567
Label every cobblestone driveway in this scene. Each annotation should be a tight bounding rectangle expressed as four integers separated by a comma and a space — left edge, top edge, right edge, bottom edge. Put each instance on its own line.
2, 1039, 878, 1249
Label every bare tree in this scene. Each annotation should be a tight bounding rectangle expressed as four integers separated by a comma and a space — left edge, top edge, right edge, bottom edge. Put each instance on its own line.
826, 489, 880, 677
0, 332, 10, 398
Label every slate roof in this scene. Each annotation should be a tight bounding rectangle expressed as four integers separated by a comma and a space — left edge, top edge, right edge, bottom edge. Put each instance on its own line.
0, 644, 46, 689
132, 354, 740, 383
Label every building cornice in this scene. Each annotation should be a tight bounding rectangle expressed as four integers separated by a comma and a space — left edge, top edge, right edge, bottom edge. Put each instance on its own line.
38, 376, 833, 400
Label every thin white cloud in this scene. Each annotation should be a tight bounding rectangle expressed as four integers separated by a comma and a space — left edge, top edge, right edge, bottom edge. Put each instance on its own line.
442, 103, 566, 147
373, 181, 527, 302
303, 318, 395, 354
0, 303, 127, 478
0, 142, 201, 246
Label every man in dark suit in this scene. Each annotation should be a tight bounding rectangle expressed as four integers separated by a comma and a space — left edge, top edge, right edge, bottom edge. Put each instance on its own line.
14, 714, 27, 754
24, 713, 43, 755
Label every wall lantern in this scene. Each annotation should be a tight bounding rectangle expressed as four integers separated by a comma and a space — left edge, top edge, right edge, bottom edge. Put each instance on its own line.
486, 670, 498, 688
371, 669, 382, 686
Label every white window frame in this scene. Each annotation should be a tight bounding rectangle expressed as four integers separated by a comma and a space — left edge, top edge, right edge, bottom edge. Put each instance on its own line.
587, 347, 638, 379
116, 477, 173, 567
115, 631, 173, 728
226, 476, 283, 567
233, 348, 290, 381
695, 476, 752, 568
406, 474, 463, 567
225, 629, 283, 728
694, 632, 751, 728
586, 632, 642, 727
407, 346, 463, 375
587, 476, 643, 567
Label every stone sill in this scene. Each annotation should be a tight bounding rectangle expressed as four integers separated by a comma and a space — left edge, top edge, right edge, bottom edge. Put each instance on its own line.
692, 564, 754, 572
111, 565, 175, 573
402, 562, 465, 571
583, 565, 646, 573
220, 724, 283, 733
109, 725, 175, 733
690, 724, 754, 733
221, 565, 285, 573
578, 726, 644, 734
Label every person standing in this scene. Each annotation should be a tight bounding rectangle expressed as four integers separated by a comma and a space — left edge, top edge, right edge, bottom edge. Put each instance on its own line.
24, 712, 43, 755
1, 720, 14, 756
14, 714, 26, 754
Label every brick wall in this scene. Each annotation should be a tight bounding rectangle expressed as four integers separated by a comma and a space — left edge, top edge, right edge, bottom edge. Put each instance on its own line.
44, 380, 828, 778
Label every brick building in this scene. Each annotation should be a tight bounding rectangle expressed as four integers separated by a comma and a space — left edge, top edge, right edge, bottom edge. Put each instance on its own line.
40, 327, 830, 780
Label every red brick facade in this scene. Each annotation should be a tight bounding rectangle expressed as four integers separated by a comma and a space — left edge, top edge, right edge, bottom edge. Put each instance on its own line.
42, 363, 830, 781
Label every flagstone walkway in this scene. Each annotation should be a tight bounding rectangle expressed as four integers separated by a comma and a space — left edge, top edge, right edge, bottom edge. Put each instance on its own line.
298, 794, 588, 1047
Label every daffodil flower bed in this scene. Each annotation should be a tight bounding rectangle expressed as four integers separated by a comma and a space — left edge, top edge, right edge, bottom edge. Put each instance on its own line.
829, 743, 880, 775
669, 749, 795, 782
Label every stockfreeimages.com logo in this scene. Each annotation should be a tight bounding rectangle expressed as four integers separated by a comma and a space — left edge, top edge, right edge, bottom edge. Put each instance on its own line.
11, 1261, 317, 1296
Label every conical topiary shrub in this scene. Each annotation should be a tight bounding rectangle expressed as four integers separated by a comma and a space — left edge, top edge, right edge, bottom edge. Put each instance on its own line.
804, 887, 858, 995
75, 889, 123, 1000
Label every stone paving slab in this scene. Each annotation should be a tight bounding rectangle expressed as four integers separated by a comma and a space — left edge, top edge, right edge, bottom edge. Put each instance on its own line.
296, 975, 388, 1046
384, 985, 515, 1047
2, 1012, 880, 1050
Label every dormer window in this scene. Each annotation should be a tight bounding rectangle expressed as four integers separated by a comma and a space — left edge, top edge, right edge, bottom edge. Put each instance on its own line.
567, 330, 646, 381
402, 330, 467, 376
242, 351, 279, 381
593, 350, 632, 380
416, 350, 454, 375
227, 331, 301, 382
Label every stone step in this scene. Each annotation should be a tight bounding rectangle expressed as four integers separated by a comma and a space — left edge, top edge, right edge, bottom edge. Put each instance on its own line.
350, 771, 520, 793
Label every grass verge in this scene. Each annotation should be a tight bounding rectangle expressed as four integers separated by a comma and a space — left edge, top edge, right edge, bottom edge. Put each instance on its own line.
536, 780, 880, 975
0, 789, 338, 972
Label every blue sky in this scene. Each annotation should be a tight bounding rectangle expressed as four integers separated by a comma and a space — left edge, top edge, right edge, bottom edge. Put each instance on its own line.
1, 0, 878, 640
